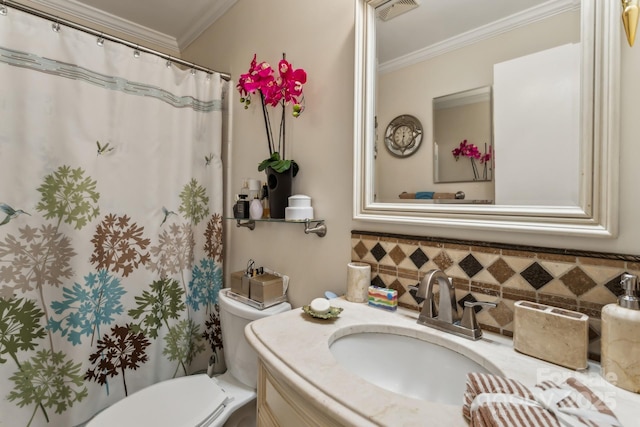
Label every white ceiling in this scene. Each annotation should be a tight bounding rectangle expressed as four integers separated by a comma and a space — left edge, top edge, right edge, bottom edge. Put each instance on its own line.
377, 0, 579, 70
23, 0, 578, 63
26, 0, 237, 53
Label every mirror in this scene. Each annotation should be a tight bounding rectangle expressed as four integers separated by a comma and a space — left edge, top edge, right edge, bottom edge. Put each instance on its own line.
433, 86, 492, 184
354, 0, 620, 236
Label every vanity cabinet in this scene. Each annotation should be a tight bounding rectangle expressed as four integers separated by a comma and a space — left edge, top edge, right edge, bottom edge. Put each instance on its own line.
257, 360, 342, 427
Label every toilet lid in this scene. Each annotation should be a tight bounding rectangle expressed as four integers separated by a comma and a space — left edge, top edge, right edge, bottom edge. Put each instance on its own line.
219, 288, 292, 321
89, 374, 230, 427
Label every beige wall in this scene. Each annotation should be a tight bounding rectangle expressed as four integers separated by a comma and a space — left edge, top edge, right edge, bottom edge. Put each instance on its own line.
183, 0, 640, 308
183, 0, 356, 307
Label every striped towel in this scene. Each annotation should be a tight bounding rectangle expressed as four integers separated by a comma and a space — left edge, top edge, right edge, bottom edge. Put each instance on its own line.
463, 373, 621, 427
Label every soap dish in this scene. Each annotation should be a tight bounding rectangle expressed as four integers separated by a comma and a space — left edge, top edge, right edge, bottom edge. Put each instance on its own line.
302, 305, 343, 320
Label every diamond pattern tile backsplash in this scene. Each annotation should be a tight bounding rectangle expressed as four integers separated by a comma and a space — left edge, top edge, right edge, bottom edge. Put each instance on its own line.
351, 230, 640, 361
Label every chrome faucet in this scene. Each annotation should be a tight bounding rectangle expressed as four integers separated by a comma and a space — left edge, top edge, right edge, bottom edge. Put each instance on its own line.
411, 269, 496, 340
416, 269, 459, 324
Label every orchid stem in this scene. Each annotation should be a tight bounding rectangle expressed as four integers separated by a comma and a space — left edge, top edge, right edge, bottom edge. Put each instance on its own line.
260, 91, 274, 156
470, 158, 479, 181
280, 99, 286, 158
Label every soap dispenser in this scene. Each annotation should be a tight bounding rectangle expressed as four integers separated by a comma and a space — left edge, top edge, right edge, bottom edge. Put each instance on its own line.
601, 273, 640, 393
249, 195, 263, 220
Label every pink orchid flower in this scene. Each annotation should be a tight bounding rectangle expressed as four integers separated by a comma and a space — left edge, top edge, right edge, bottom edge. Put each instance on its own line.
452, 140, 481, 160
480, 145, 492, 164
237, 53, 308, 165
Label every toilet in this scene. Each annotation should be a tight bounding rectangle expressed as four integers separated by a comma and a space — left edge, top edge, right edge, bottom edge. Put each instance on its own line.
87, 288, 291, 427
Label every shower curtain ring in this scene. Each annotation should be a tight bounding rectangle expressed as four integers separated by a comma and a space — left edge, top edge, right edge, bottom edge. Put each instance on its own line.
133, 45, 141, 58
96, 33, 105, 46
0, 1, 8, 16
51, 17, 61, 32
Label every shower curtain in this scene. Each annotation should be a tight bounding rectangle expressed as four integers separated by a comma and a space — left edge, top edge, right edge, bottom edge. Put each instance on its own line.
0, 8, 227, 427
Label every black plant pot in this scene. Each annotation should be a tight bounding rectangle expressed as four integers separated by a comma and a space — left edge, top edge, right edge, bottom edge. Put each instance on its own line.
266, 167, 293, 219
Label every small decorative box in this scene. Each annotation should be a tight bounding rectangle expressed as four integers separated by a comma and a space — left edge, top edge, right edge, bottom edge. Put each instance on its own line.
230, 270, 250, 297
248, 273, 284, 305
367, 286, 398, 311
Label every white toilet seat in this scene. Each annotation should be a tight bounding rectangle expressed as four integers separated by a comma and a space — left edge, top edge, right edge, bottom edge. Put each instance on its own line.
88, 373, 253, 427
87, 289, 290, 427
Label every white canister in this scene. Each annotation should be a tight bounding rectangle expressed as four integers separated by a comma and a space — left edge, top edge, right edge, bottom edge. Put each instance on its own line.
248, 179, 261, 200
288, 194, 311, 208
346, 262, 371, 303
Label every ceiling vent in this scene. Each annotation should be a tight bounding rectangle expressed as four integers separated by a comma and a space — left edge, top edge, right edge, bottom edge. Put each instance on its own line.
377, 0, 420, 22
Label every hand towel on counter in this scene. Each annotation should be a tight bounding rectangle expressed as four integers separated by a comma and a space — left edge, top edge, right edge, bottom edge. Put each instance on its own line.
398, 191, 457, 199
399, 191, 434, 199
463, 372, 621, 427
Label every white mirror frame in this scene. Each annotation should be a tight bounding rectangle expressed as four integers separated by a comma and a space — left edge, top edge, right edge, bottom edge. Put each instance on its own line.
353, 0, 620, 237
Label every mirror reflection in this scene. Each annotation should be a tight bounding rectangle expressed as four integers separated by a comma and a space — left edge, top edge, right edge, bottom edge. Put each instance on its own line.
433, 86, 492, 184
356, 0, 619, 236
374, 0, 580, 204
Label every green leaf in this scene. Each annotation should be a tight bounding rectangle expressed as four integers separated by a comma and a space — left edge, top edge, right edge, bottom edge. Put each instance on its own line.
257, 152, 299, 177
271, 159, 291, 173
257, 159, 271, 172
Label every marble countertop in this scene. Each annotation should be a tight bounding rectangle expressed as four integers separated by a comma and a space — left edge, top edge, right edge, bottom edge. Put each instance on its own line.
245, 298, 640, 427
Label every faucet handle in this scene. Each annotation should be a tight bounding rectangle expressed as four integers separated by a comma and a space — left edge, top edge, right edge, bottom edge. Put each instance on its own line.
408, 284, 425, 304
460, 301, 497, 334
464, 301, 498, 310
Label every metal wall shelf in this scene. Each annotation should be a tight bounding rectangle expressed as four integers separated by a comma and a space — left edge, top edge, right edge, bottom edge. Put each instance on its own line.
227, 218, 327, 237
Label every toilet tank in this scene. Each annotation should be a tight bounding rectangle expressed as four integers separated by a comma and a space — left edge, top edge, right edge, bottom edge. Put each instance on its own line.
218, 288, 291, 388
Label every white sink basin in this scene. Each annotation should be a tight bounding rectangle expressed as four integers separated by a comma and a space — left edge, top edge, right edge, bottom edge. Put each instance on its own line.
329, 331, 493, 405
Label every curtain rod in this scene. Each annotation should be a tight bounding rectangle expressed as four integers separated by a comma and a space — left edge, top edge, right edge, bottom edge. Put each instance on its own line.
2, 0, 231, 81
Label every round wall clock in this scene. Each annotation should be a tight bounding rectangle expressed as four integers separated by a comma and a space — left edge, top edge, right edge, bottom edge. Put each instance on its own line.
384, 114, 423, 157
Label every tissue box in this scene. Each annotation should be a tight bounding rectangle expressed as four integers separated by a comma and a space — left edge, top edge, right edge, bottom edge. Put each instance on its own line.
230, 271, 250, 297
248, 273, 284, 305
367, 286, 398, 311
513, 301, 589, 370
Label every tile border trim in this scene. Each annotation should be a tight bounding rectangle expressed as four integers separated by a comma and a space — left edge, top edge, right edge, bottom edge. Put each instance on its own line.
352, 230, 640, 262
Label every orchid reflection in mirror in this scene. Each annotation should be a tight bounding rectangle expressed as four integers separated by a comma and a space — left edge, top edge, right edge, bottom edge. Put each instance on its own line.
451, 140, 493, 181
433, 87, 493, 184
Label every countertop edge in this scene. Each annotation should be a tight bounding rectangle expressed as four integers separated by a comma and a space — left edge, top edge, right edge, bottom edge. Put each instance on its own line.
246, 298, 640, 427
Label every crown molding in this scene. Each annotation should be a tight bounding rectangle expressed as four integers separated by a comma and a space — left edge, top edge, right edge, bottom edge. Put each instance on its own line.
24, 0, 181, 54
176, 0, 236, 50
379, 0, 580, 74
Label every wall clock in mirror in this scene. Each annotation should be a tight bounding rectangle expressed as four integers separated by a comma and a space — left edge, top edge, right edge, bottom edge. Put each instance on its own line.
384, 114, 423, 157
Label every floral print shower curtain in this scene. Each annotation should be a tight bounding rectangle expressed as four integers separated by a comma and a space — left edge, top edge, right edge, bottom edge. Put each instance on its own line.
0, 7, 227, 427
